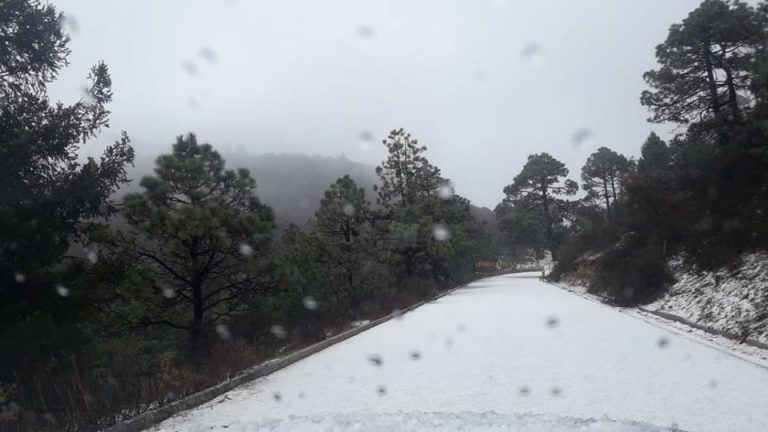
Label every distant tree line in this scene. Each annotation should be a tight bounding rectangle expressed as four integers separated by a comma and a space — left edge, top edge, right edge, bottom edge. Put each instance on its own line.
496, 0, 768, 305
0, 2, 493, 430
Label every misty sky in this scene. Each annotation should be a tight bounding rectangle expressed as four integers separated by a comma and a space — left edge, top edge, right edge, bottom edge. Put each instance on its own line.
49, 0, 710, 208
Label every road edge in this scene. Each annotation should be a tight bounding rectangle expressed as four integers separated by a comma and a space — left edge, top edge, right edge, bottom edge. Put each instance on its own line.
544, 278, 768, 370
102, 273, 510, 432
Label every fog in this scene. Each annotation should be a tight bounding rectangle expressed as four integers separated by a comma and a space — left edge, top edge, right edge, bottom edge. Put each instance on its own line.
48, 0, 704, 208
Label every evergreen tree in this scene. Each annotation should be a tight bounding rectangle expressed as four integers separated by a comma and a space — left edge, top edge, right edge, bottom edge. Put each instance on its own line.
499, 153, 577, 259
581, 147, 633, 219
641, 0, 765, 125
120, 134, 274, 345
374, 129, 477, 283
0, 0, 133, 394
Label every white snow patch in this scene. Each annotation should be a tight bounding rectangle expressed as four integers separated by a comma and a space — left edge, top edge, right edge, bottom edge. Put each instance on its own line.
181, 412, 682, 432
149, 273, 768, 432
648, 252, 768, 345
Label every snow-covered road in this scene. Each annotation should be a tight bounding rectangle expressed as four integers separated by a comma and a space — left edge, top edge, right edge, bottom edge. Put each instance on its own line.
150, 273, 768, 432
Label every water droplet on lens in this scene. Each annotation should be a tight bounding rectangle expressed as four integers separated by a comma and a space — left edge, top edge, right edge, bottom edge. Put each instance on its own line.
14, 272, 25, 283
520, 43, 544, 66
55, 283, 69, 297
215, 323, 231, 340
708, 380, 718, 389
432, 224, 451, 242
273, 392, 281, 401
550, 386, 562, 396
545, 316, 559, 329
519, 386, 531, 396
270, 324, 287, 339
186, 97, 200, 111
367, 354, 383, 367
238, 242, 254, 256
657, 337, 670, 349
80, 86, 96, 104
409, 350, 421, 361
571, 129, 593, 148
199, 47, 217, 63
342, 203, 356, 216
86, 250, 98, 264
161, 286, 176, 298
376, 385, 386, 396
357, 25, 376, 39
182, 60, 199, 76
302, 296, 318, 310
357, 131, 375, 151
61, 15, 79, 34
437, 183, 454, 200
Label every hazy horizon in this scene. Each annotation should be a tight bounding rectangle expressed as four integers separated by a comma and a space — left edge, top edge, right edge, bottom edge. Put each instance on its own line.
48, 0, 713, 207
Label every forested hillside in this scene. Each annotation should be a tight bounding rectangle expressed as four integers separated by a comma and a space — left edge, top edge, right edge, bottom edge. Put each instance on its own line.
495, 0, 768, 305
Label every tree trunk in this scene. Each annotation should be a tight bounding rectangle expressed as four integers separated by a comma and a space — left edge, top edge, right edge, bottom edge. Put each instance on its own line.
702, 42, 721, 116
602, 177, 612, 220
191, 277, 204, 351
723, 65, 741, 121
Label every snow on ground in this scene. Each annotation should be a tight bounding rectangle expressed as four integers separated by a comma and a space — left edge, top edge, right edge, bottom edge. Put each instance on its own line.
177, 412, 682, 432
149, 273, 768, 432
648, 253, 768, 345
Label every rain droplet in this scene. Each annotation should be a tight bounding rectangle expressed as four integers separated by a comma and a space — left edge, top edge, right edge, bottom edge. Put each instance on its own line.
445, 337, 454, 347
270, 324, 287, 339
550, 387, 562, 396
657, 337, 670, 349
182, 60, 199, 76
186, 97, 200, 111
298, 391, 306, 399
86, 250, 98, 264
358, 131, 375, 151
342, 203, 356, 216
409, 350, 421, 361
61, 15, 79, 34
357, 25, 376, 39
215, 323, 231, 340
367, 354, 383, 367
376, 385, 386, 396
545, 316, 559, 329
238, 242, 254, 256
161, 287, 176, 299
273, 392, 281, 402
457, 323, 466, 332
199, 47, 217, 64
55, 283, 70, 297
14, 272, 25, 283
437, 183, 454, 200
80, 86, 96, 104
708, 380, 718, 389
432, 224, 451, 242
518, 386, 531, 396
302, 296, 318, 310
520, 43, 544, 65
571, 129, 593, 148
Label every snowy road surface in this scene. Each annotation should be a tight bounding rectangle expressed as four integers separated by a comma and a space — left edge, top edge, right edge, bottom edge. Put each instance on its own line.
150, 273, 768, 432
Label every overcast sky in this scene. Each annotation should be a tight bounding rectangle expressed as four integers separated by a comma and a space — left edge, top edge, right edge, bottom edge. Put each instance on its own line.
50, 0, 710, 208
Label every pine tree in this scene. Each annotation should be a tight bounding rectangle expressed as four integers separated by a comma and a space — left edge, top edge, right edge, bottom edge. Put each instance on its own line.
581, 147, 633, 219
641, 0, 765, 125
120, 134, 274, 345
499, 153, 577, 259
